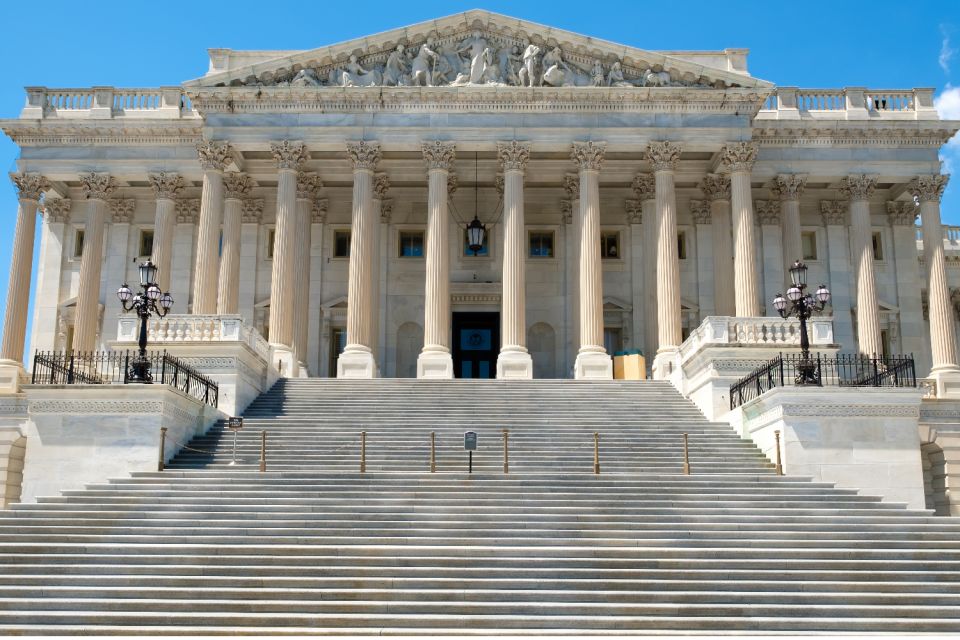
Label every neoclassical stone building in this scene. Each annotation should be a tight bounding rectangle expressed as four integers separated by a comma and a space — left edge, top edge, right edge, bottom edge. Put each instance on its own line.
2, 10, 959, 387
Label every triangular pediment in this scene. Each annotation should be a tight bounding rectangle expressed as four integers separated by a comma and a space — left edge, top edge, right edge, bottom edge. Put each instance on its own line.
186, 10, 770, 91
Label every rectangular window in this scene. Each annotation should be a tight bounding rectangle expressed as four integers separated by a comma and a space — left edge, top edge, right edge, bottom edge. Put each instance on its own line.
74, 229, 85, 258
334, 231, 351, 258
464, 228, 489, 257
266, 229, 276, 260
801, 231, 818, 261
677, 231, 687, 260
881, 329, 891, 358
398, 231, 424, 257
529, 231, 555, 258
138, 230, 154, 258
601, 232, 620, 259
872, 231, 884, 261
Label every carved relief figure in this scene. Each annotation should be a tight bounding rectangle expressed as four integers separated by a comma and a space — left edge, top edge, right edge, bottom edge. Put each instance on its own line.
290, 68, 323, 87
499, 45, 522, 86
411, 43, 440, 86
339, 54, 382, 87
607, 61, 633, 87
383, 45, 408, 86
457, 30, 490, 84
519, 41, 541, 87
642, 68, 671, 87
591, 60, 605, 87
541, 47, 569, 87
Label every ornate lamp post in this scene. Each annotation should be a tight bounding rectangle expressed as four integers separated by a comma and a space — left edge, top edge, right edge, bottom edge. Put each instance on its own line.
772, 260, 831, 385
117, 261, 173, 382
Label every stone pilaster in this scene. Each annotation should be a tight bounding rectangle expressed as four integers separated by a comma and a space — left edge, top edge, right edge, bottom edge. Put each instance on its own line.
563, 172, 581, 373
217, 172, 253, 315
691, 199, 714, 317
415, 140, 455, 379
720, 142, 761, 317
291, 172, 322, 371
270, 141, 309, 376
773, 174, 807, 287
339, 140, 381, 379
648, 142, 682, 379
701, 173, 734, 317
756, 199, 784, 315
239, 199, 263, 326
820, 200, 855, 350
633, 173, 658, 363
841, 174, 882, 356
887, 200, 927, 372
1, 174, 48, 374
370, 172, 388, 366
193, 141, 233, 315
571, 141, 612, 379
29, 198, 71, 358
493, 140, 534, 379
148, 172, 184, 293
73, 173, 116, 353
910, 175, 960, 396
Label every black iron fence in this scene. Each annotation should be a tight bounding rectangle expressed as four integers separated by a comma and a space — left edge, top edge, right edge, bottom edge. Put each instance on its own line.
31, 350, 218, 408
730, 352, 916, 410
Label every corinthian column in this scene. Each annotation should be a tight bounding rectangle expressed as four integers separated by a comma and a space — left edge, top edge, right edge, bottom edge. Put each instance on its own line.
648, 142, 682, 379
269, 141, 309, 376
217, 172, 253, 315
633, 174, 658, 361
495, 140, 534, 379
148, 172, 184, 293
73, 173, 117, 352
842, 174, 882, 356
417, 140, 455, 379
910, 175, 960, 396
571, 141, 612, 379
1, 174, 48, 367
720, 142, 761, 317
701, 173, 734, 316
773, 174, 807, 287
193, 141, 233, 315
339, 140, 382, 379
292, 172, 322, 371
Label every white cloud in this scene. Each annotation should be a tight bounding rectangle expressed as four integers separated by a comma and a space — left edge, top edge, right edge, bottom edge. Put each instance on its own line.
941, 26, 957, 74
935, 87, 960, 176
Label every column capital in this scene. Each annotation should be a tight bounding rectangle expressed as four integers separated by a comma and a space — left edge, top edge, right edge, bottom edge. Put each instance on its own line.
196, 140, 234, 171
886, 200, 919, 226
497, 140, 531, 173
755, 199, 780, 225
560, 199, 574, 225
631, 173, 656, 201
10, 173, 49, 202
176, 198, 200, 223
41, 197, 72, 223
571, 141, 606, 172
700, 173, 731, 201
373, 172, 390, 199
271, 140, 310, 171
646, 141, 681, 172
625, 199, 643, 224
840, 174, 878, 201
820, 200, 847, 226
421, 140, 456, 171
909, 174, 950, 203
312, 198, 328, 224
346, 140, 381, 171
243, 198, 265, 223
79, 173, 117, 201
772, 174, 807, 201
296, 171, 323, 200
148, 172, 185, 200
690, 200, 712, 225
224, 172, 254, 200
109, 198, 135, 223
380, 199, 394, 223
718, 142, 758, 173
563, 172, 580, 200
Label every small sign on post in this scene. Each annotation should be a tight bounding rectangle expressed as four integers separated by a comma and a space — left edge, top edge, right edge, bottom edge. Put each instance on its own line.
464, 431, 477, 474
227, 417, 243, 465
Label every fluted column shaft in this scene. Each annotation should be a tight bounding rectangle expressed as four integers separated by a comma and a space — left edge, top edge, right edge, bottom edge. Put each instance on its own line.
641, 197, 658, 357
730, 170, 760, 316
844, 175, 882, 356
781, 199, 802, 265
1, 176, 45, 362
73, 199, 108, 352
291, 197, 312, 364
217, 195, 243, 314
152, 198, 176, 293
578, 168, 604, 352
193, 168, 224, 315
423, 167, 451, 352
655, 168, 681, 350
269, 168, 298, 347
501, 168, 528, 351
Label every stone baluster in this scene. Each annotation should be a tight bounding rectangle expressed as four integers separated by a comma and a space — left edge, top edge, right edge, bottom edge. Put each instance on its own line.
719, 142, 761, 317
73, 173, 117, 352
495, 140, 534, 379
339, 140, 381, 378
648, 142, 682, 378
217, 172, 253, 315
148, 172, 184, 293
632, 174, 658, 362
1, 174, 49, 364
911, 175, 960, 396
193, 141, 233, 315
571, 141, 612, 379
269, 141, 310, 376
700, 173, 734, 316
841, 174, 882, 356
773, 174, 807, 283
292, 172, 322, 371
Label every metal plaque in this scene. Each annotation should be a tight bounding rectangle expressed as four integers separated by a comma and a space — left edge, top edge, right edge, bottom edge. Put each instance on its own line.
464, 431, 477, 450
227, 417, 244, 431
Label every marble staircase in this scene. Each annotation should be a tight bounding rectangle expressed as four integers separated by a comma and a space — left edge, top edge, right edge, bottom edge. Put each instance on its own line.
0, 379, 958, 634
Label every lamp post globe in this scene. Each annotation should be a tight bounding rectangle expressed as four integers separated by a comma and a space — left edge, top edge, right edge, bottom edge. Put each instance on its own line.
118, 261, 174, 383
775, 259, 830, 385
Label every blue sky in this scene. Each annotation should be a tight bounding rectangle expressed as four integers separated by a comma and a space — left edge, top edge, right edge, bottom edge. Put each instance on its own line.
0, 0, 958, 359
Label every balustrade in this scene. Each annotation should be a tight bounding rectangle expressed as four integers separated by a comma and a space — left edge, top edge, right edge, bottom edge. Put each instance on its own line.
116, 314, 271, 362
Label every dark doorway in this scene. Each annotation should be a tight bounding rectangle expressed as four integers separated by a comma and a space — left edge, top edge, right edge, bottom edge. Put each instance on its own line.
452, 312, 500, 379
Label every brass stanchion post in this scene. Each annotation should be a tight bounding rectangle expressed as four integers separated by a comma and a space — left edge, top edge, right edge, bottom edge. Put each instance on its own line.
503, 429, 509, 474
158, 427, 167, 472
593, 432, 600, 475
682, 433, 691, 475
774, 430, 783, 476
259, 430, 266, 472
430, 431, 436, 473
360, 431, 366, 473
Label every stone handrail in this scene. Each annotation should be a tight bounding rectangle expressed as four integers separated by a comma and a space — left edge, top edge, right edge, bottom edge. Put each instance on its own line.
116, 314, 271, 362
679, 315, 835, 360
757, 87, 937, 121
21, 86, 196, 119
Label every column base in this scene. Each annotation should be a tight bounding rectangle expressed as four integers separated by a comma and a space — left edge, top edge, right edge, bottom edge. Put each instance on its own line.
497, 348, 533, 380
653, 347, 681, 386
417, 350, 453, 379
574, 349, 613, 380
270, 345, 299, 379
929, 366, 960, 399
0, 360, 26, 395
337, 347, 378, 379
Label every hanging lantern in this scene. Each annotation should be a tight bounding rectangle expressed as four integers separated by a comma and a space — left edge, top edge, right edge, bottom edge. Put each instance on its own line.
138, 260, 158, 287
466, 215, 486, 255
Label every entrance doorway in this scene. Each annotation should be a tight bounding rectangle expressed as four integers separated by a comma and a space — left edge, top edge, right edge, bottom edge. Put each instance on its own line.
452, 312, 500, 379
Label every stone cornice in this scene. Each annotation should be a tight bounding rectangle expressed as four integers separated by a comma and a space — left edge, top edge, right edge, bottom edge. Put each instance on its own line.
752, 122, 959, 147
0, 119, 203, 146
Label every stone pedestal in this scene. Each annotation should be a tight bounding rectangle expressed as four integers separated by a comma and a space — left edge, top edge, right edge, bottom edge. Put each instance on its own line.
0, 361, 26, 396
575, 349, 614, 380
337, 348, 378, 379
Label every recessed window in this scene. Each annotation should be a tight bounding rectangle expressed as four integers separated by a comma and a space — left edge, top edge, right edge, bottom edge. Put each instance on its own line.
529, 231, 554, 258
601, 232, 620, 259
801, 231, 818, 261
334, 230, 351, 258
138, 229, 154, 258
73, 229, 85, 258
329, 327, 347, 377
398, 231, 425, 257
463, 228, 489, 257
872, 231, 884, 261
603, 328, 622, 354
677, 231, 687, 260
266, 229, 276, 260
